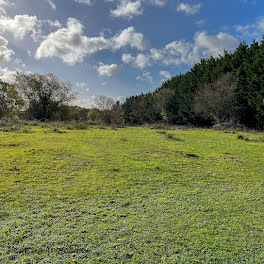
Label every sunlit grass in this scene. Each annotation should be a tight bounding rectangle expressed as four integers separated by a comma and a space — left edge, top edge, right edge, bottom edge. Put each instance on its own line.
0, 126, 263, 263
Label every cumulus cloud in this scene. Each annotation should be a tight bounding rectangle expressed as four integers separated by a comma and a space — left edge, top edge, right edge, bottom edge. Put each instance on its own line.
176, 3, 201, 15
0, 11, 62, 42
125, 31, 237, 69
135, 53, 150, 68
71, 97, 95, 109
0, 0, 13, 15
161, 31, 236, 65
36, 18, 111, 65
0, 36, 14, 64
76, 82, 89, 89
113, 27, 146, 50
72, 95, 126, 109
235, 17, 264, 39
149, 0, 167, 7
0, 67, 15, 82
122, 52, 150, 69
74, 82, 90, 96
194, 31, 237, 57
160, 70, 171, 79
74, 0, 93, 5
0, 0, 12, 5
122, 53, 135, 63
165, 41, 193, 64
0, 15, 37, 40
36, 19, 147, 65
31, 19, 62, 42
136, 71, 153, 83
97, 62, 119, 76
111, 0, 143, 20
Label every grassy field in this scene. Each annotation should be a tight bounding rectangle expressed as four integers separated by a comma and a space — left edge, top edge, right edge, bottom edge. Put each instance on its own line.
0, 125, 263, 263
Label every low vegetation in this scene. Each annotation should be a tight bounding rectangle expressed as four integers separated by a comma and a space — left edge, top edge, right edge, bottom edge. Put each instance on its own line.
0, 126, 263, 263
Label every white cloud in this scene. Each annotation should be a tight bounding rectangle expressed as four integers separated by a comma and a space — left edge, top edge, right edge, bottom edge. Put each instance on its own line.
0, 0, 12, 5
147, 41, 194, 66
136, 71, 153, 83
0, 15, 37, 40
176, 3, 201, 15
194, 31, 237, 57
72, 95, 125, 109
113, 27, 146, 50
0, 67, 15, 82
36, 18, 111, 65
135, 53, 150, 68
165, 41, 193, 63
149, 0, 167, 7
74, 0, 93, 5
235, 17, 264, 39
0, 0, 13, 9
122, 52, 150, 69
76, 82, 89, 88
32, 19, 62, 42
0, 13, 62, 42
125, 31, 237, 69
160, 70, 171, 79
36, 19, 146, 65
122, 53, 135, 63
72, 97, 95, 108
47, 0, 56, 10
111, 0, 143, 20
0, 8, 6, 15
97, 62, 119, 76
0, 0, 13, 15
74, 82, 90, 96
46, 20, 62, 28
196, 19, 205, 26
0, 36, 14, 64
150, 48, 164, 61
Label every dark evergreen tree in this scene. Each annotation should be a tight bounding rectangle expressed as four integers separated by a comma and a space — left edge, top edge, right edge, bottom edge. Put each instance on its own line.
122, 37, 264, 129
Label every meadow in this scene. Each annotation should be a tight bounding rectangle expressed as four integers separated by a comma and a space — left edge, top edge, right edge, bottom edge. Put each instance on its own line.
0, 125, 263, 263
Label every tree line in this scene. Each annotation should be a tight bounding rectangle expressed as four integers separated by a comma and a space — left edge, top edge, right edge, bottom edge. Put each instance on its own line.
1, 38, 264, 129
0, 73, 124, 125
123, 38, 264, 129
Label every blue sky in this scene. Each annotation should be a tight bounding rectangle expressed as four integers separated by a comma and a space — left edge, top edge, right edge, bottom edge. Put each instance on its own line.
0, 0, 263, 107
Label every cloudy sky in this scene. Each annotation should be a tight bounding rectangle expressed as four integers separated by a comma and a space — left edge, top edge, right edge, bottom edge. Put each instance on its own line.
0, 0, 263, 107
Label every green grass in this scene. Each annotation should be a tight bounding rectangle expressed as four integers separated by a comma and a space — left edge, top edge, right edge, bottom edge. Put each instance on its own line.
0, 126, 263, 263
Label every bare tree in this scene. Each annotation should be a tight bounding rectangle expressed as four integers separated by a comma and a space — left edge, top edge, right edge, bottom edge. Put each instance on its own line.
92, 96, 124, 125
193, 72, 237, 124
93, 95, 116, 111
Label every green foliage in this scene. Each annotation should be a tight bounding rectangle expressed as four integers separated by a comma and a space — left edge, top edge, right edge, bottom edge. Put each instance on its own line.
14, 73, 76, 121
123, 38, 264, 129
0, 81, 23, 118
123, 93, 162, 124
